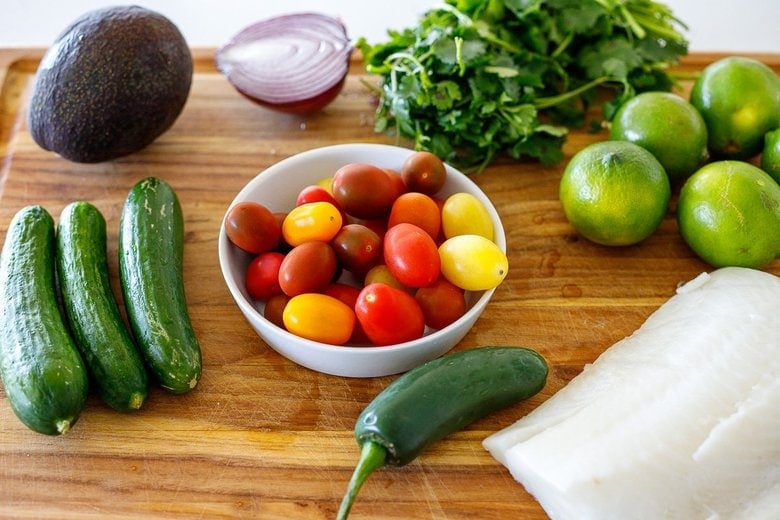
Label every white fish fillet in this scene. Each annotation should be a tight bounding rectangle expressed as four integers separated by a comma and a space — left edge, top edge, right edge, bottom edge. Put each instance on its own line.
483, 267, 780, 520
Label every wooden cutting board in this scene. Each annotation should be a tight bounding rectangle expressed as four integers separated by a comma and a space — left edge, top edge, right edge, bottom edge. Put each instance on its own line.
0, 48, 778, 519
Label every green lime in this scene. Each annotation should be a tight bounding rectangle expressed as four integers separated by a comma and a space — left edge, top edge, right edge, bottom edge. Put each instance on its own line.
677, 160, 780, 268
690, 56, 780, 160
610, 91, 708, 181
761, 128, 780, 184
559, 141, 671, 246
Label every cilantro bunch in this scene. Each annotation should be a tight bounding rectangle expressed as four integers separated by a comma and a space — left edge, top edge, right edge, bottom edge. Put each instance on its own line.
357, 0, 688, 171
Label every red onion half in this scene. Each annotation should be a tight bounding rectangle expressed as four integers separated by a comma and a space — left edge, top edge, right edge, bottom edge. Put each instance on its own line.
215, 12, 352, 114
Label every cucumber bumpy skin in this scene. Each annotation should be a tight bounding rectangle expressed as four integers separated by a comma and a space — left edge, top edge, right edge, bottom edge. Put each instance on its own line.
57, 201, 149, 412
119, 177, 202, 394
0, 205, 89, 435
338, 346, 548, 519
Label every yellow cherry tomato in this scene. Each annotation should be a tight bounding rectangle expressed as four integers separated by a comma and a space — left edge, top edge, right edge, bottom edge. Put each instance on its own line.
282, 293, 356, 345
441, 192, 494, 241
282, 201, 343, 246
317, 177, 334, 194
438, 234, 508, 291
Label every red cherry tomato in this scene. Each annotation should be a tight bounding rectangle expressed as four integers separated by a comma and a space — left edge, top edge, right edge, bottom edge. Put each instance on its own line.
225, 201, 280, 254
355, 283, 425, 345
296, 184, 340, 207
388, 192, 442, 239
331, 223, 382, 273
383, 223, 441, 288
331, 163, 399, 219
414, 277, 467, 330
245, 251, 285, 300
384, 168, 408, 200
278, 241, 337, 296
323, 282, 370, 344
401, 151, 447, 194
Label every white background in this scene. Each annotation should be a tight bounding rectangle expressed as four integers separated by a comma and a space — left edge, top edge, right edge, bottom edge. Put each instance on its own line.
0, 0, 777, 52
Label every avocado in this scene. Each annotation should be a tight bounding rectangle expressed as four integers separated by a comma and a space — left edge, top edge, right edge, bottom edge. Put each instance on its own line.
27, 6, 192, 163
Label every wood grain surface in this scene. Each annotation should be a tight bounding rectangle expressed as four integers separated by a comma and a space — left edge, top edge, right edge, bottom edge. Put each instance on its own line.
0, 48, 778, 519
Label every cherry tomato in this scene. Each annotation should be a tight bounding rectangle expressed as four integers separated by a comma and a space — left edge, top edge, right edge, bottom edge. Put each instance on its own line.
401, 151, 447, 194
296, 185, 341, 207
441, 192, 494, 240
323, 283, 370, 344
245, 251, 285, 300
331, 223, 382, 273
263, 294, 290, 329
384, 168, 408, 200
278, 241, 337, 296
415, 277, 467, 330
283, 293, 355, 345
224, 201, 280, 254
332, 163, 399, 219
355, 283, 425, 345
383, 223, 440, 288
438, 234, 508, 291
388, 192, 442, 239
282, 201, 343, 246
363, 264, 409, 292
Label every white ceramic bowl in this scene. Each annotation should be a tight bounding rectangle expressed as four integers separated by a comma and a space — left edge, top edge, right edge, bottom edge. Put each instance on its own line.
218, 143, 506, 377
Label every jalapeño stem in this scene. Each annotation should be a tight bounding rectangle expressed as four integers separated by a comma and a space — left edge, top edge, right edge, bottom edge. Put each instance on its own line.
337, 440, 387, 520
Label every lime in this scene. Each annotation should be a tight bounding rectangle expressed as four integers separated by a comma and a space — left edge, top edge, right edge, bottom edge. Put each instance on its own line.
559, 141, 671, 246
610, 91, 708, 181
690, 56, 780, 159
761, 128, 780, 184
677, 160, 780, 268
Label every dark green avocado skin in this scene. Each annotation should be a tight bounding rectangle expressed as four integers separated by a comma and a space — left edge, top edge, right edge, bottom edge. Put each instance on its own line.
27, 5, 192, 163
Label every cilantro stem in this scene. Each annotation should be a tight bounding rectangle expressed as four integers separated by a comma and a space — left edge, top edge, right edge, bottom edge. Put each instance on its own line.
533, 76, 613, 109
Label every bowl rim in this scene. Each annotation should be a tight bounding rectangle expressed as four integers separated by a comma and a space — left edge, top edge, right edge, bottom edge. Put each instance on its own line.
217, 143, 506, 357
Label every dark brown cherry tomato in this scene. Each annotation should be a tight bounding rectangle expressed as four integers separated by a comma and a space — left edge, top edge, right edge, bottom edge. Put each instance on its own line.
331, 224, 382, 273
355, 283, 425, 345
245, 251, 285, 300
225, 201, 281, 254
331, 163, 399, 219
401, 151, 447, 195
414, 277, 467, 330
383, 223, 441, 288
278, 241, 337, 296
263, 293, 290, 329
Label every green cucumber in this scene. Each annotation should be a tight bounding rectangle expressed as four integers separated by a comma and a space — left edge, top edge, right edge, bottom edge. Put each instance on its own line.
119, 177, 201, 394
0, 205, 89, 434
56, 201, 148, 412
338, 346, 548, 519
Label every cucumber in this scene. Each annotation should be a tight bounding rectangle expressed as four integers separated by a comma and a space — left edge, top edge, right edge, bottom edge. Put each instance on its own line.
119, 177, 201, 393
338, 346, 548, 519
0, 205, 89, 435
56, 201, 148, 412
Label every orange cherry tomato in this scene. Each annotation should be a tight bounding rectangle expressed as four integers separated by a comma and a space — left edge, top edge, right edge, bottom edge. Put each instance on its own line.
283, 293, 356, 345
388, 192, 442, 239
282, 201, 343, 246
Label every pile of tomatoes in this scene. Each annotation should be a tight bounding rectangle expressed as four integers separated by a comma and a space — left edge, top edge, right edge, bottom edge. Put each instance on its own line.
224, 151, 508, 346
